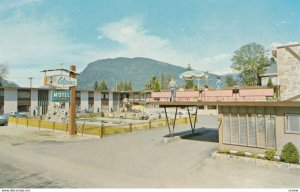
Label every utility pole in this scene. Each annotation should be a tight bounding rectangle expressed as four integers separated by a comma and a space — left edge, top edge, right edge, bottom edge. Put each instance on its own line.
28, 77, 34, 88
69, 65, 76, 135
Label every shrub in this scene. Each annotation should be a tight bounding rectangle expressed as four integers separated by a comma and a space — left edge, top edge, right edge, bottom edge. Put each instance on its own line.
250, 153, 258, 158
280, 142, 300, 164
236, 151, 246, 156
265, 149, 276, 160
218, 149, 230, 154
267, 77, 274, 88
100, 112, 105, 117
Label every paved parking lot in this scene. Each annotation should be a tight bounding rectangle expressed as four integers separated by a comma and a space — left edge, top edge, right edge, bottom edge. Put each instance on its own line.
0, 115, 299, 188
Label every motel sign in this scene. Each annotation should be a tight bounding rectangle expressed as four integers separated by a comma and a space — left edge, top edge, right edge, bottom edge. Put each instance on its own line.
44, 75, 77, 88
51, 90, 70, 103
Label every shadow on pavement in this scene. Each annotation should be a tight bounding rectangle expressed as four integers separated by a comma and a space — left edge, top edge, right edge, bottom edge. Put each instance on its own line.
163, 127, 218, 143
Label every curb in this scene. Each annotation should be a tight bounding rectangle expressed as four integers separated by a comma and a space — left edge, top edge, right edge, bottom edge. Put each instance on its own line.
211, 151, 300, 170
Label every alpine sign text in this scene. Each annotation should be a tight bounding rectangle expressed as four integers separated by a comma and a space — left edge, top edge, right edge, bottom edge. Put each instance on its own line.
45, 75, 77, 88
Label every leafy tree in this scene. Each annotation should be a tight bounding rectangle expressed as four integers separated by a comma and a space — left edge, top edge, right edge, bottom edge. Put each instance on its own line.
144, 75, 160, 91
231, 43, 271, 86
127, 81, 133, 91
153, 79, 161, 92
117, 81, 133, 91
267, 77, 274, 88
100, 80, 108, 91
185, 64, 194, 89
94, 81, 99, 90
225, 74, 236, 87
0, 64, 8, 87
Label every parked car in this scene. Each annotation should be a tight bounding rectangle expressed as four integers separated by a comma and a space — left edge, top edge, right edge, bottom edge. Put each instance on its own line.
0, 114, 10, 126
11, 113, 28, 118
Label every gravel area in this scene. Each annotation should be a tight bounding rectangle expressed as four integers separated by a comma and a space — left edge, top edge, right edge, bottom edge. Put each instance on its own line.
0, 115, 299, 188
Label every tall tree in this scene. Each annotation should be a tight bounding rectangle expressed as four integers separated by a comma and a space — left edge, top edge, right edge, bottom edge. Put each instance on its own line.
127, 81, 133, 91
225, 74, 236, 87
100, 80, 108, 91
159, 73, 165, 90
144, 75, 160, 91
231, 43, 271, 86
185, 64, 194, 89
94, 81, 99, 90
0, 64, 8, 87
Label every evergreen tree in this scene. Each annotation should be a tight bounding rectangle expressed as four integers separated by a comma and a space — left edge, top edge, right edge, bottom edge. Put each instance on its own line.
100, 80, 108, 91
94, 81, 99, 90
127, 81, 133, 91
144, 75, 160, 91
185, 64, 194, 89
160, 73, 165, 90
153, 79, 161, 92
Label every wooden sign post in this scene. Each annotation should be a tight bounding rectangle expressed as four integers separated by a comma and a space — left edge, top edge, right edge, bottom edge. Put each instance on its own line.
69, 65, 76, 135
41, 65, 78, 136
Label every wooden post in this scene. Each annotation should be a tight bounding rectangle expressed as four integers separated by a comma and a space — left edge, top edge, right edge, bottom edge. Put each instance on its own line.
27, 118, 29, 128
52, 122, 55, 132
149, 121, 151, 129
69, 65, 77, 135
65, 123, 68, 133
16, 118, 18, 127
129, 123, 132, 133
100, 124, 104, 138
38, 120, 41, 130
82, 121, 85, 136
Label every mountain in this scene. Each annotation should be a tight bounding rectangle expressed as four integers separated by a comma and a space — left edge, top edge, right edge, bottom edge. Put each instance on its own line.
1, 79, 19, 87
77, 57, 230, 90
78, 57, 185, 90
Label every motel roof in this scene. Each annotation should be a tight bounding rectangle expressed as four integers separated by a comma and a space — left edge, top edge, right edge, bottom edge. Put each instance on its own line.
151, 101, 300, 107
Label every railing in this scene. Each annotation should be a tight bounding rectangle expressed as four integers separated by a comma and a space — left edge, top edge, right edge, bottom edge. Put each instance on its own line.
8, 116, 195, 138
151, 88, 275, 102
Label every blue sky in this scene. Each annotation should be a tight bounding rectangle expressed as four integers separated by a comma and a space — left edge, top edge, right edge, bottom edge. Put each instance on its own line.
0, 0, 299, 87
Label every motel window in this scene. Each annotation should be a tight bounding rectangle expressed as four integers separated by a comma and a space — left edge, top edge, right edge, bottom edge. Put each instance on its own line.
222, 113, 275, 149
248, 114, 256, 146
231, 114, 239, 145
266, 115, 276, 148
101, 93, 108, 99
223, 114, 230, 144
239, 114, 247, 146
286, 114, 300, 133
88, 92, 94, 98
18, 90, 31, 99
257, 114, 266, 148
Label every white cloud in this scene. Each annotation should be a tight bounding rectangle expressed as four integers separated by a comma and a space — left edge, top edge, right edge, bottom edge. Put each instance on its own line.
96, 17, 232, 74
0, 10, 233, 87
275, 21, 288, 27
0, 0, 42, 13
0, 3, 91, 87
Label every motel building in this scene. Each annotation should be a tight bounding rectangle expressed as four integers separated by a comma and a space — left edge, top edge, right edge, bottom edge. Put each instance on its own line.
0, 87, 152, 116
